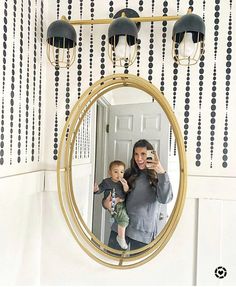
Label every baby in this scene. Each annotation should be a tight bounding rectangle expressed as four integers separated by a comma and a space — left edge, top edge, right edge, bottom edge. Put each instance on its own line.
94, 160, 129, 250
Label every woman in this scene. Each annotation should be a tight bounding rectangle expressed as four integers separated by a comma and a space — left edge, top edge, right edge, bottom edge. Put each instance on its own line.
104, 139, 173, 250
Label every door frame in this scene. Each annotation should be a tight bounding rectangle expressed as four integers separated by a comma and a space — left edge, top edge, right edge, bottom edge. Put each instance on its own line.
92, 98, 110, 242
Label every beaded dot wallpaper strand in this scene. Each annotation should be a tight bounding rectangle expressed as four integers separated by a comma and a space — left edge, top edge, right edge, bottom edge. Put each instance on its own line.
56, 0, 60, 19
139, 0, 143, 12
31, 0, 38, 162
65, 0, 72, 124
9, 0, 17, 165
109, 1, 115, 74
181, 1, 194, 153
74, 0, 83, 159
0, 1, 8, 165
136, 39, 141, 77
109, 1, 114, 18
100, 34, 106, 78
52, 0, 61, 161
210, 0, 220, 168
74, 0, 95, 160
177, 0, 180, 12
195, 1, 206, 167
37, 0, 43, 162
79, 0, 95, 158
137, 0, 143, 76
147, 0, 155, 83
123, 0, 129, 75
222, 0, 232, 168
189, 0, 194, 8
160, 1, 168, 94
65, 57, 71, 123
169, 1, 180, 157
89, 0, 94, 87
24, 0, 31, 163
183, 66, 191, 151
170, 61, 179, 156
147, 21, 154, 83
17, 0, 24, 163
53, 61, 59, 161
77, 0, 83, 99
68, 0, 72, 19
77, 25, 83, 98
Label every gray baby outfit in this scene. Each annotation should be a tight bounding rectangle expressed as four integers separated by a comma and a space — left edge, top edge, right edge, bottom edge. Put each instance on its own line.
97, 178, 129, 227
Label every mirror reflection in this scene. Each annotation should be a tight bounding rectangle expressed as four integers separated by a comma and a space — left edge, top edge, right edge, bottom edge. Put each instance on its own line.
72, 87, 180, 251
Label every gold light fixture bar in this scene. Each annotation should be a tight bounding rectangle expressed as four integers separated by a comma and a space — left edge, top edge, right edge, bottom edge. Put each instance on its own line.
61, 15, 181, 25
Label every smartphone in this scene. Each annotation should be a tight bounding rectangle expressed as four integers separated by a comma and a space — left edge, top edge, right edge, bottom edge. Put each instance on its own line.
146, 149, 155, 161
146, 150, 155, 168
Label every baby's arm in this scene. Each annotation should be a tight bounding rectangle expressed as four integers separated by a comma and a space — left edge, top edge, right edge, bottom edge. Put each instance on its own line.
94, 179, 108, 194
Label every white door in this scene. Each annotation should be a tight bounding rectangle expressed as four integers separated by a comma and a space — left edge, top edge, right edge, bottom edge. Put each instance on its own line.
108, 102, 169, 170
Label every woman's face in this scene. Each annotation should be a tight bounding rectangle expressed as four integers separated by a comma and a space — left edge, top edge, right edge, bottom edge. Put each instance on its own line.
134, 147, 148, 170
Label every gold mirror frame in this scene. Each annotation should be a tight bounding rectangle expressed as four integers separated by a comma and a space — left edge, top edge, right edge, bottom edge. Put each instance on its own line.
57, 74, 187, 269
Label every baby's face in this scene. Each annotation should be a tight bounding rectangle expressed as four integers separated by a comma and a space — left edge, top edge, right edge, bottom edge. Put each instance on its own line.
110, 165, 125, 182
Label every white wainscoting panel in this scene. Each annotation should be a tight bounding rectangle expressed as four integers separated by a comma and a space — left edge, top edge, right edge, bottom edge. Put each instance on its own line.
44, 163, 94, 229
187, 176, 236, 200
197, 199, 236, 285
0, 171, 44, 285
40, 191, 197, 285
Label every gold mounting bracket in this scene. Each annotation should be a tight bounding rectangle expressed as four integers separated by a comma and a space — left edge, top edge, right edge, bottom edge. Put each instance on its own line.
60, 15, 181, 26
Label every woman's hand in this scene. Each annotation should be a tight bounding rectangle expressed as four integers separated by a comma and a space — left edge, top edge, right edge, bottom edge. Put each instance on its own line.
102, 193, 112, 210
103, 193, 124, 211
120, 178, 129, 192
146, 151, 166, 174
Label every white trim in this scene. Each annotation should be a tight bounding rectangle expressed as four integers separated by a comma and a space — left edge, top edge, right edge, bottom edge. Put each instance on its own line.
187, 175, 236, 200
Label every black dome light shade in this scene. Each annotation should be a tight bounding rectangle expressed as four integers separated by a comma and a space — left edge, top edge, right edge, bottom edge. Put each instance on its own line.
46, 20, 77, 68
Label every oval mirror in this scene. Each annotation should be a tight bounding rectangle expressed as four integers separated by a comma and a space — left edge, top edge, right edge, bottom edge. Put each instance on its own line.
57, 74, 187, 269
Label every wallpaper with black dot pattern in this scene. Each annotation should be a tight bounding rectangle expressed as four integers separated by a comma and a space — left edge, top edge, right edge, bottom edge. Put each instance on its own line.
0, 0, 44, 175
0, 0, 235, 177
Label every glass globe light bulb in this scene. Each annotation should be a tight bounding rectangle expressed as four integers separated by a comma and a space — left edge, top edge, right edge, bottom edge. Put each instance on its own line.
179, 32, 196, 57
115, 35, 131, 60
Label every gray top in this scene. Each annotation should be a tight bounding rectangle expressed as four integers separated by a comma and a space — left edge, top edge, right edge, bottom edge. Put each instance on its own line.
111, 171, 173, 244
97, 178, 126, 200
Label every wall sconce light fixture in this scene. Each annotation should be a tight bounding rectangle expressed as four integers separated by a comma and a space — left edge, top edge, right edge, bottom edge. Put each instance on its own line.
172, 8, 205, 66
46, 7, 205, 68
108, 8, 141, 67
47, 19, 77, 68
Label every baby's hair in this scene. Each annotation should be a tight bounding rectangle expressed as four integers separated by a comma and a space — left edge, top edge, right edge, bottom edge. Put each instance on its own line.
109, 160, 126, 171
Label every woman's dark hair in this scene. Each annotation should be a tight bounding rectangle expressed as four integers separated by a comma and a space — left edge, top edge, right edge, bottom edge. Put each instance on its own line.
125, 139, 157, 188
